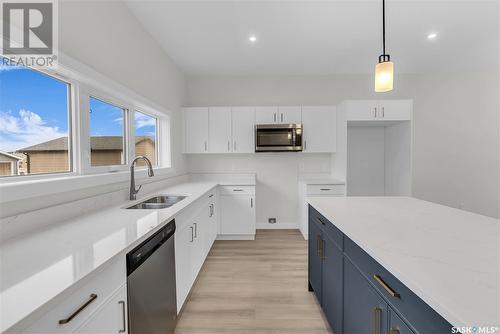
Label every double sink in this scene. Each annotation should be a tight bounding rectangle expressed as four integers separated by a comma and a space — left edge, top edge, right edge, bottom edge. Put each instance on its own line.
126, 195, 187, 210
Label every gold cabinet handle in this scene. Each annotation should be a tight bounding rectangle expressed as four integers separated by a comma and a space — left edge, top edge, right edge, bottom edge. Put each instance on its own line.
316, 217, 325, 225
373, 275, 400, 298
316, 234, 322, 257
59, 294, 97, 324
372, 307, 381, 334
390, 328, 400, 334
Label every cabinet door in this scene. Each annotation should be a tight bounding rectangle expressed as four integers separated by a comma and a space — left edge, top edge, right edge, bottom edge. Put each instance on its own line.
378, 100, 412, 121
232, 107, 255, 153
278, 106, 302, 124
255, 106, 278, 124
345, 100, 378, 121
183, 107, 209, 153
344, 258, 387, 334
209, 107, 232, 153
389, 308, 415, 334
302, 106, 336, 153
175, 223, 194, 312
191, 210, 207, 277
73, 285, 127, 334
322, 236, 343, 334
220, 195, 255, 235
308, 220, 322, 304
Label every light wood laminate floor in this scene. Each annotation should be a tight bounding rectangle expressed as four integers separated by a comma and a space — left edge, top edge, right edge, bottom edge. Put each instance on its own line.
174, 229, 332, 334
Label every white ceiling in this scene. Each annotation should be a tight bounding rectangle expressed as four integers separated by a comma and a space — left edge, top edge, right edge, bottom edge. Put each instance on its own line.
125, 0, 499, 76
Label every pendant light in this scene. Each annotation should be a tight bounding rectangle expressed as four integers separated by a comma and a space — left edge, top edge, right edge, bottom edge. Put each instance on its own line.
374, 0, 394, 92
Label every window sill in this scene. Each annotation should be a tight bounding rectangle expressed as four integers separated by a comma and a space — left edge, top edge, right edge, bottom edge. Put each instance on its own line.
0, 166, 173, 204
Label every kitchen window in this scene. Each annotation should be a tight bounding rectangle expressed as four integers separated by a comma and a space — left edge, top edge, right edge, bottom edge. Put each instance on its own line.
0, 58, 172, 190
89, 96, 128, 167
134, 111, 158, 166
0, 60, 73, 177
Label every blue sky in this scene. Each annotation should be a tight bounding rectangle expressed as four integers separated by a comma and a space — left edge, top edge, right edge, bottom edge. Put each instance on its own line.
0, 62, 156, 152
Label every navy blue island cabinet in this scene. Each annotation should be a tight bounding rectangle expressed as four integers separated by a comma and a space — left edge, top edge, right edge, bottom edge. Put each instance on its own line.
308, 205, 453, 334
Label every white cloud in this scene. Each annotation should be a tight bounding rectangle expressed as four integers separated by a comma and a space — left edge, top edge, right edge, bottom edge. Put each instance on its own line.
134, 112, 156, 129
0, 63, 22, 72
0, 109, 67, 152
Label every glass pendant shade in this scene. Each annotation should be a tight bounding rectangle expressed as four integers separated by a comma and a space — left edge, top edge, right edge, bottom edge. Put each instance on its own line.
374, 61, 394, 92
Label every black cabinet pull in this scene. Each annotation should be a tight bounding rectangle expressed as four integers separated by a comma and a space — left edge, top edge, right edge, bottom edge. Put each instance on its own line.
316, 217, 325, 225
58, 294, 97, 324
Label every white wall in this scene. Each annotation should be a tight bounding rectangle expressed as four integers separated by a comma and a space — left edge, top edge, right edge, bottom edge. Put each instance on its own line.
59, 0, 187, 176
0, 1, 188, 217
186, 72, 499, 219
188, 154, 331, 226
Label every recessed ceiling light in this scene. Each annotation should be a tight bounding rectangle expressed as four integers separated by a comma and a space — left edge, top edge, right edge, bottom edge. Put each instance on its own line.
248, 35, 258, 43
427, 33, 438, 40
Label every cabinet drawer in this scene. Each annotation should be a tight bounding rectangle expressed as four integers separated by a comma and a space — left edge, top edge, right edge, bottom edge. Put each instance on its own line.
306, 184, 345, 196
219, 185, 255, 196
344, 237, 452, 334
21, 257, 126, 334
309, 206, 343, 250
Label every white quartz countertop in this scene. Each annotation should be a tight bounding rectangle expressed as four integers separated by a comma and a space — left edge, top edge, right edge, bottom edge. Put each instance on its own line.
307, 196, 500, 329
0, 178, 254, 333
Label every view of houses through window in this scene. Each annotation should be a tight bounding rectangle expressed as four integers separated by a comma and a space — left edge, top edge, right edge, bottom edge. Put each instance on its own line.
134, 111, 157, 166
89, 96, 127, 167
0, 62, 72, 177
0, 61, 161, 177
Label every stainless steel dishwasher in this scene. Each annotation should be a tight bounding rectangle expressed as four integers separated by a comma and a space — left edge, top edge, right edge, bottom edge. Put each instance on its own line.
127, 220, 177, 334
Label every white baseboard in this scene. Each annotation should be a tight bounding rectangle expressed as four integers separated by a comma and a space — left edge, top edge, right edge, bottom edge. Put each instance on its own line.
256, 222, 298, 229
216, 234, 255, 240
299, 228, 308, 240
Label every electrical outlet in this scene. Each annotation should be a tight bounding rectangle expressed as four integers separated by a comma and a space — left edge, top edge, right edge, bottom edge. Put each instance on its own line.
268, 218, 276, 224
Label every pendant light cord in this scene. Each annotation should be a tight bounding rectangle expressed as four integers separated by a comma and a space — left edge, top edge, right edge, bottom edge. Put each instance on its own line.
382, 0, 386, 55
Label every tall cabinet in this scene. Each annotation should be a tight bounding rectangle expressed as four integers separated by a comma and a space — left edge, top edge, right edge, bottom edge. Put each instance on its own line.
336, 100, 413, 196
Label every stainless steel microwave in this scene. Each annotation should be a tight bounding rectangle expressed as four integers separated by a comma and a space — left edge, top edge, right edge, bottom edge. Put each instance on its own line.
255, 124, 303, 152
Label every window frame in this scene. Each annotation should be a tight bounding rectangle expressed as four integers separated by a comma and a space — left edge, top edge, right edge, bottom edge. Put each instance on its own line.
81, 89, 131, 174
133, 109, 160, 167
0, 65, 78, 180
0, 56, 172, 189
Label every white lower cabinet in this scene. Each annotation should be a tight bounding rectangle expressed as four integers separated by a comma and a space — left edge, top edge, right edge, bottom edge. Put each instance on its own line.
175, 219, 195, 313
219, 186, 256, 239
298, 181, 345, 240
21, 257, 126, 334
175, 190, 218, 313
73, 285, 127, 334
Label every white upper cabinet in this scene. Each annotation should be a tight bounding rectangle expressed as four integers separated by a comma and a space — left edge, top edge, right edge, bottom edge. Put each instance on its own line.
345, 100, 379, 121
278, 106, 302, 124
183, 107, 209, 153
209, 107, 232, 153
346, 100, 412, 121
255, 106, 279, 124
255, 106, 302, 124
302, 106, 337, 153
232, 107, 255, 153
377, 100, 412, 120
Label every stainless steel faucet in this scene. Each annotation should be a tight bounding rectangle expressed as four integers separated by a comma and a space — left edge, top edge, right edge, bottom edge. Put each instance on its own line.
130, 156, 154, 201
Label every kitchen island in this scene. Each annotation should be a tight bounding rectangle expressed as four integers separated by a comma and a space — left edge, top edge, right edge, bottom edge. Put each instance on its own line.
307, 196, 499, 333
